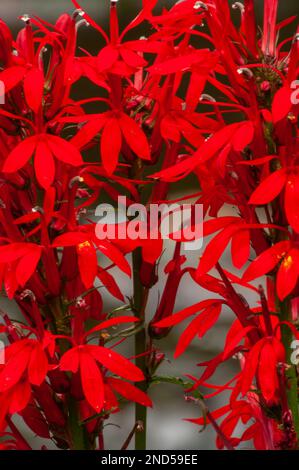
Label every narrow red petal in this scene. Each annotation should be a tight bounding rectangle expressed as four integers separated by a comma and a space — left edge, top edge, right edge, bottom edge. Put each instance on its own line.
249, 169, 286, 205
119, 113, 150, 160
285, 172, 299, 233
3, 136, 37, 173
24, 68, 44, 113
34, 139, 55, 189
108, 378, 152, 407
79, 351, 104, 412
87, 345, 144, 382
101, 118, 122, 175
47, 135, 83, 166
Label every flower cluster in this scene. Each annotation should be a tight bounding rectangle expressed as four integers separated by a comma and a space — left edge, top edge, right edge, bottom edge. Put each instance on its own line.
0, 0, 298, 451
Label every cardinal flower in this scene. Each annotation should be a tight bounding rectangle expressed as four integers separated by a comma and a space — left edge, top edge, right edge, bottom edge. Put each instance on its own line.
249, 167, 299, 233
53, 229, 131, 289
243, 240, 299, 300
69, 110, 151, 175
0, 242, 42, 298
60, 344, 144, 412
72, 0, 160, 77
2, 134, 83, 190
240, 336, 285, 404
155, 299, 223, 357
0, 339, 48, 419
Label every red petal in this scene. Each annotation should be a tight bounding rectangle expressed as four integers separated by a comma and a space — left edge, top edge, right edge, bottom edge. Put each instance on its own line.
148, 51, 212, 75
232, 121, 254, 152
152, 123, 240, 180
248, 169, 286, 205
16, 246, 42, 286
223, 324, 256, 360
95, 239, 131, 276
97, 45, 118, 72
101, 118, 122, 175
285, 172, 299, 233
231, 229, 250, 269
160, 115, 181, 143
272, 86, 292, 123
71, 118, 105, 149
108, 378, 152, 407
24, 68, 44, 113
197, 225, 237, 276
46, 135, 83, 166
28, 343, 48, 386
85, 316, 139, 338
79, 351, 104, 412
0, 66, 26, 92
241, 339, 266, 396
97, 268, 124, 301
119, 113, 150, 160
60, 347, 80, 373
187, 404, 230, 426
3, 136, 37, 173
34, 139, 55, 189
77, 242, 97, 289
243, 241, 290, 281
155, 299, 219, 328
276, 249, 299, 300
0, 343, 32, 392
119, 47, 147, 68
0, 243, 29, 263
258, 341, 278, 402
8, 380, 31, 414
141, 238, 163, 264
174, 304, 221, 358
87, 345, 144, 381
53, 232, 90, 247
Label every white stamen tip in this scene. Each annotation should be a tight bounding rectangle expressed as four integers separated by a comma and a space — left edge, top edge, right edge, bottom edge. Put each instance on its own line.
237, 67, 253, 78
200, 93, 216, 102
232, 2, 244, 12
20, 14, 31, 22
32, 206, 44, 214
74, 8, 85, 17
194, 1, 208, 11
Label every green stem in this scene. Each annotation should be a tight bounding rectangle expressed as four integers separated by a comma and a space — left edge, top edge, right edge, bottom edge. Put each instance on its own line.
68, 396, 91, 450
280, 298, 299, 440
132, 247, 148, 450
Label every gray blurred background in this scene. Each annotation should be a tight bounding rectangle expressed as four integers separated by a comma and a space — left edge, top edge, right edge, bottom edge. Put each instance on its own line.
0, 0, 298, 451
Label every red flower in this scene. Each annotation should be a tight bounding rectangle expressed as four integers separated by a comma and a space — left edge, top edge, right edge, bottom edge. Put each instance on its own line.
69, 110, 151, 175
0, 242, 42, 298
243, 241, 299, 300
0, 339, 48, 417
249, 168, 299, 233
52, 229, 131, 289
3, 134, 83, 189
240, 337, 285, 404
60, 344, 144, 412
